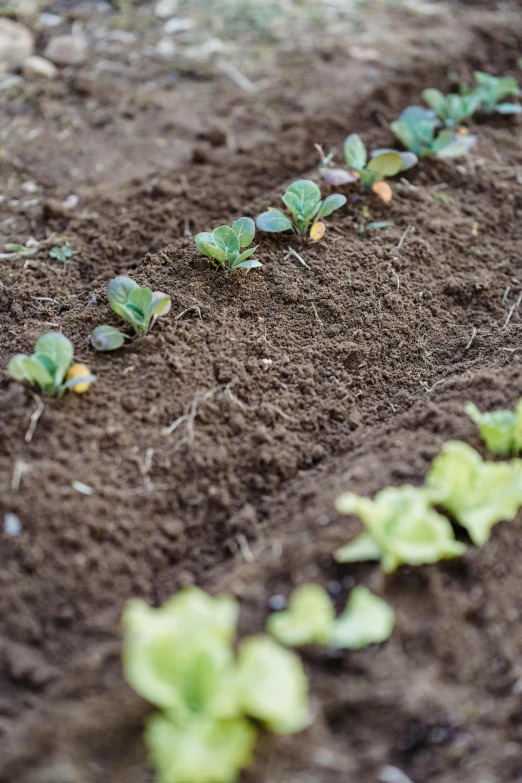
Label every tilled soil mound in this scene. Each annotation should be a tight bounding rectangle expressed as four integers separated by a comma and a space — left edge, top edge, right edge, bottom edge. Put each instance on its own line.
1, 3, 522, 782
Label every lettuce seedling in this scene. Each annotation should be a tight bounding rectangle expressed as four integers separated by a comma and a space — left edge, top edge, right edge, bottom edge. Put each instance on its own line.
267, 584, 335, 646
422, 88, 481, 127
90, 325, 130, 352
195, 217, 262, 271
8, 332, 96, 396
256, 179, 346, 239
122, 587, 311, 783
427, 440, 522, 546
108, 276, 171, 335
329, 586, 394, 650
465, 400, 522, 455
321, 134, 417, 202
236, 635, 310, 734
267, 583, 394, 650
334, 485, 465, 573
469, 71, 521, 115
145, 714, 256, 783
391, 106, 477, 159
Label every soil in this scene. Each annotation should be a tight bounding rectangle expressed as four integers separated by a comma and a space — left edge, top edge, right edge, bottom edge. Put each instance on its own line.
1, 1, 522, 782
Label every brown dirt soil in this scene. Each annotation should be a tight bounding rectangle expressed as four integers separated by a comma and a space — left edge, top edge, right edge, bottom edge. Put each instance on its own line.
1, 1, 522, 781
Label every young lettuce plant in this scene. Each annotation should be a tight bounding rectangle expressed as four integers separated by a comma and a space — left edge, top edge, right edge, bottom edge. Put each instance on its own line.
320, 134, 417, 203
421, 88, 481, 128
468, 71, 522, 115
122, 587, 310, 783
8, 332, 96, 396
256, 180, 346, 240
105, 276, 171, 337
391, 106, 477, 159
195, 217, 262, 271
334, 485, 466, 573
465, 400, 522, 455
267, 583, 394, 650
427, 440, 522, 546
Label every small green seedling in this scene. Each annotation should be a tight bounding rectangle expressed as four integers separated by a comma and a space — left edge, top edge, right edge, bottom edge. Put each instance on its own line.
334, 485, 465, 573
107, 276, 171, 335
391, 106, 477, 159
49, 245, 75, 262
267, 583, 394, 650
320, 134, 417, 202
123, 587, 310, 783
256, 180, 346, 239
422, 88, 482, 127
465, 400, 522, 455
427, 440, 522, 546
90, 325, 131, 352
466, 71, 521, 115
8, 332, 96, 396
195, 217, 262, 271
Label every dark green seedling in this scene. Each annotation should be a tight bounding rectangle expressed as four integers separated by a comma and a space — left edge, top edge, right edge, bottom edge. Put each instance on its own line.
108, 277, 171, 335
256, 180, 346, 240
422, 88, 481, 127
90, 325, 130, 352
321, 134, 417, 203
8, 332, 96, 396
467, 71, 521, 115
391, 106, 477, 159
195, 217, 261, 271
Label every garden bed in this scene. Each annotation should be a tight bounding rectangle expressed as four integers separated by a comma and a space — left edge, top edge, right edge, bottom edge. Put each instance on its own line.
1, 1, 522, 781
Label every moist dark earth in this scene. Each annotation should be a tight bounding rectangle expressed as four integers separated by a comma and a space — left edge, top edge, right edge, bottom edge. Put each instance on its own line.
1, 1, 522, 781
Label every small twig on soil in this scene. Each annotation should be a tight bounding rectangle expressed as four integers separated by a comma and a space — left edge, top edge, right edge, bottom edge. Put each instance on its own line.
163, 388, 217, 449
217, 61, 272, 93
268, 403, 296, 422
224, 384, 247, 411
311, 303, 324, 327
11, 459, 29, 491
25, 394, 44, 444
396, 225, 414, 251
236, 534, 254, 563
283, 246, 310, 270
176, 305, 202, 321
389, 264, 400, 291
162, 413, 188, 436
503, 305, 516, 329
420, 378, 447, 394
465, 326, 477, 350
502, 285, 511, 303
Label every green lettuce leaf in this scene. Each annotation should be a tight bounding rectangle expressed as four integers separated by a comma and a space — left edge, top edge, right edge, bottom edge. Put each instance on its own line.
267, 584, 334, 646
122, 588, 240, 720
145, 714, 256, 783
236, 635, 311, 734
465, 400, 522, 455
329, 586, 394, 649
334, 485, 466, 572
427, 440, 522, 545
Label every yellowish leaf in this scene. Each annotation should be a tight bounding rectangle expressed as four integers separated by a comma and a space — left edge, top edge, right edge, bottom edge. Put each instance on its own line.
372, 181, 393, 203
310, 221, 326, 241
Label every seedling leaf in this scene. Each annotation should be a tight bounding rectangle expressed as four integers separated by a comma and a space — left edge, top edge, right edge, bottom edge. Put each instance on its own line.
465, 400, 522, 455
256, 209, 294, 233
316, 194, 347, 219
329, 586, 394, 649
34, 332, 73, 386
344, 134, 367, 170
367, 151, 403, 177
108, 276, 140, 306
334, 485, 466, 572
231, 217, 256, 248
427, 440, 522, 545
267, 584, 334, 646
91, 325, 128, 351
237, 635, 311, 734
321, 168, 359, 186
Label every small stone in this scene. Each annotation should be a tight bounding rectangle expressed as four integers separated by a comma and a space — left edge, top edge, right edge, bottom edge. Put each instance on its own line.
44, 35, 88, 66
22, 56, 58, 80
268, 595, 286, 611
378, 766, 414, 783
62, 194, 79, 210
40, 12, 63, 27
155, 0, 179, 18
163, 18, 193, 33
4, 513, 21, 536
0, 20, 34, 70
